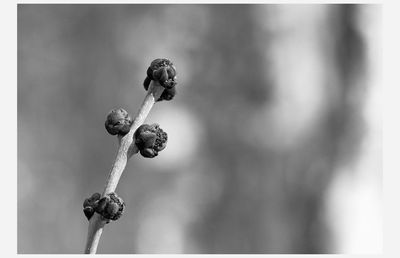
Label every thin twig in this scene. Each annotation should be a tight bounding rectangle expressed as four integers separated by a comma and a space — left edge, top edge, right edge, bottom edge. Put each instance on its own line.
84, 80, 165, 254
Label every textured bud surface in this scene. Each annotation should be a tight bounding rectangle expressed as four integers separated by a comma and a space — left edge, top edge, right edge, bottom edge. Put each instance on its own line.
134, 123, 168, 158
105, 108, 133, 136
94, 192, 125, 221
144, 58, 178, 91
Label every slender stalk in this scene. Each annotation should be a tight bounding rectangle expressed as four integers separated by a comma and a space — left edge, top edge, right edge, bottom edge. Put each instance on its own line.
84, 80, 164, 254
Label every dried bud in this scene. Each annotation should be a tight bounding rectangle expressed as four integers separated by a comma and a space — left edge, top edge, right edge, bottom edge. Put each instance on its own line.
94, 192, 125, 221
143, 76, 152, 91
159, 87, 176, 101
90, 193, 101, 201
105, 108, 133, 136
143, 77, 177, 102
145, 58, 177, 90
134, 124, 168, 158
83, 206, 94, 220
83, 192, 101, 220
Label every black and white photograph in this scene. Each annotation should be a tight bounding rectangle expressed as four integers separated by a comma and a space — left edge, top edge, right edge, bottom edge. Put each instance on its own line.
16, 3, 382, 255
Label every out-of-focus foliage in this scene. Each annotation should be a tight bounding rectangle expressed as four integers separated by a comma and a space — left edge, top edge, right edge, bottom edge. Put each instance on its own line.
18, 4, 381, 254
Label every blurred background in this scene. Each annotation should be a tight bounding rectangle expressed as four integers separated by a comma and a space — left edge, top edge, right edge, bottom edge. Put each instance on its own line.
17, 4, 381, 254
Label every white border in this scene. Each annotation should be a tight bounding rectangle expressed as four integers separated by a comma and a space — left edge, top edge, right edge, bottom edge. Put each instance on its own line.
5, 1, 395, 257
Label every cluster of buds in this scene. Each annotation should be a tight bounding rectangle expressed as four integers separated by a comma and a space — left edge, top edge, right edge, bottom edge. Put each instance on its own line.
143, 58, 178, 101
137, 59, 174, 157
91, 58, 177, 223
83, 192, 125, 222
134, 123, 168, 158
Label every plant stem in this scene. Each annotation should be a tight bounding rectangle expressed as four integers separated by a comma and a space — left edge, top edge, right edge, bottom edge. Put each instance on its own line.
84, 80, 164, 254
